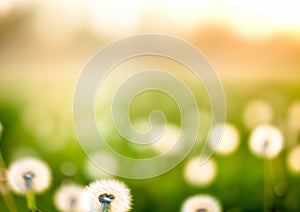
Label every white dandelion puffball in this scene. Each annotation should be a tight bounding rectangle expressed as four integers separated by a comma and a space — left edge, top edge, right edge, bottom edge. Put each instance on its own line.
209, 123, 240, 155
243, 100, 273, 129
184, 157, 217, 186
287, 145, 300, 174
181, 194, 222, 212
7, 157, 51, 194
249, 125, 284, 159
287, 101, 300, 131
152, 124, 181, 154
54, 184, 84, 212
81, 179, 131, 212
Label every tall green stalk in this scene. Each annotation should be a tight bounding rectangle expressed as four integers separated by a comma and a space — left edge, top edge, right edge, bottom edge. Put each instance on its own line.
0, 126, 18, 212
100, 202, 111, 212
24, 176, 41, 212
99, 194, 114, 212
25, 191, 37, 211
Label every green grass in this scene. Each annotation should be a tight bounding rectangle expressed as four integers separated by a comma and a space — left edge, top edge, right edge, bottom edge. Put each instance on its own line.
0, 80, 300, 211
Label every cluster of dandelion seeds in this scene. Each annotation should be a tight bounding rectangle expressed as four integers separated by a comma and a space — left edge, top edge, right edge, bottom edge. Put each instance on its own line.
7, 157, 51, 194
249, 125, 283, 159
181, 194, 222, 212
54, 183, 85, 212
81, 179, 132, 212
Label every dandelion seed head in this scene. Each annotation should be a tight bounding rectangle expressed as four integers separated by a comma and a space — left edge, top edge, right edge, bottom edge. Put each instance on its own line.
287, 101, 300, 131
287, 145, 300, 174
181, 195, 221, 212
54, 184, 84, 212
152, 124, 181, 154
99, 193, 115, 203
209, 124, 240, 155
184, 157, 217, 187
249, 125, 284, 159
81, 179, 131, 212
7, 157, 51, 194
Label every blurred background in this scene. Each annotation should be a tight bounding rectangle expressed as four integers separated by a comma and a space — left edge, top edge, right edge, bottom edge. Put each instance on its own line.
0, 0, 300, 211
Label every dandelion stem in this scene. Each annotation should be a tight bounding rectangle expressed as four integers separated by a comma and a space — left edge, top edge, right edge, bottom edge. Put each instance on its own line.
26, 191, 37, 210
23, 172, 41, 211
99, 193, 114, 212
25, 191, 41, 212
0, 149, 18, 212
0, 180, 18, 212
100, 203, 111, 212
263, 157, 275, 212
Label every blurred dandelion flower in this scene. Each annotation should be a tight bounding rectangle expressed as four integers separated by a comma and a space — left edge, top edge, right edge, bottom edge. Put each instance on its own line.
287, 101, 300, 131
181, 194, 222, 212
54, 184, 84, 212
184, 157, 217, 187
209, 123, 240, 155
249, 125, 283, 159
287, 145, 300, 174
152, 124, 181, 154
7, 157, 51, 194
81, 179, 131, 212
243, 100, 273, 129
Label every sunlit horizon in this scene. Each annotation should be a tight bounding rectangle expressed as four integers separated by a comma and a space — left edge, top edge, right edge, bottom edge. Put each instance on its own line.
0, 0, 300, 40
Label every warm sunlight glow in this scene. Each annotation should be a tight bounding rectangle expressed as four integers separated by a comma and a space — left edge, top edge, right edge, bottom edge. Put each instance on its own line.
2, 0, 299, 39
84, 0, 143, 37
219, 0, 300, 38
0, 0, 12, 15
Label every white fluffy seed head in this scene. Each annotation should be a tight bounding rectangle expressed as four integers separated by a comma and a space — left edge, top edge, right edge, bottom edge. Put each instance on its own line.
209, 123, 240, 155
81, 179, 132, 212
184, 157, 217, 187
287, 145, 300, 174
7, 157, 51, 194
152, 124, 181, 154
181, 194, 222, 212
54, 184, 84, 212
249, 125, 284, 159
287, 102, 300, 131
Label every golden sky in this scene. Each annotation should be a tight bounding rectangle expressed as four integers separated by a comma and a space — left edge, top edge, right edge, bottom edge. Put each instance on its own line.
0, 0, 300, 39
0, 0, 299, 83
